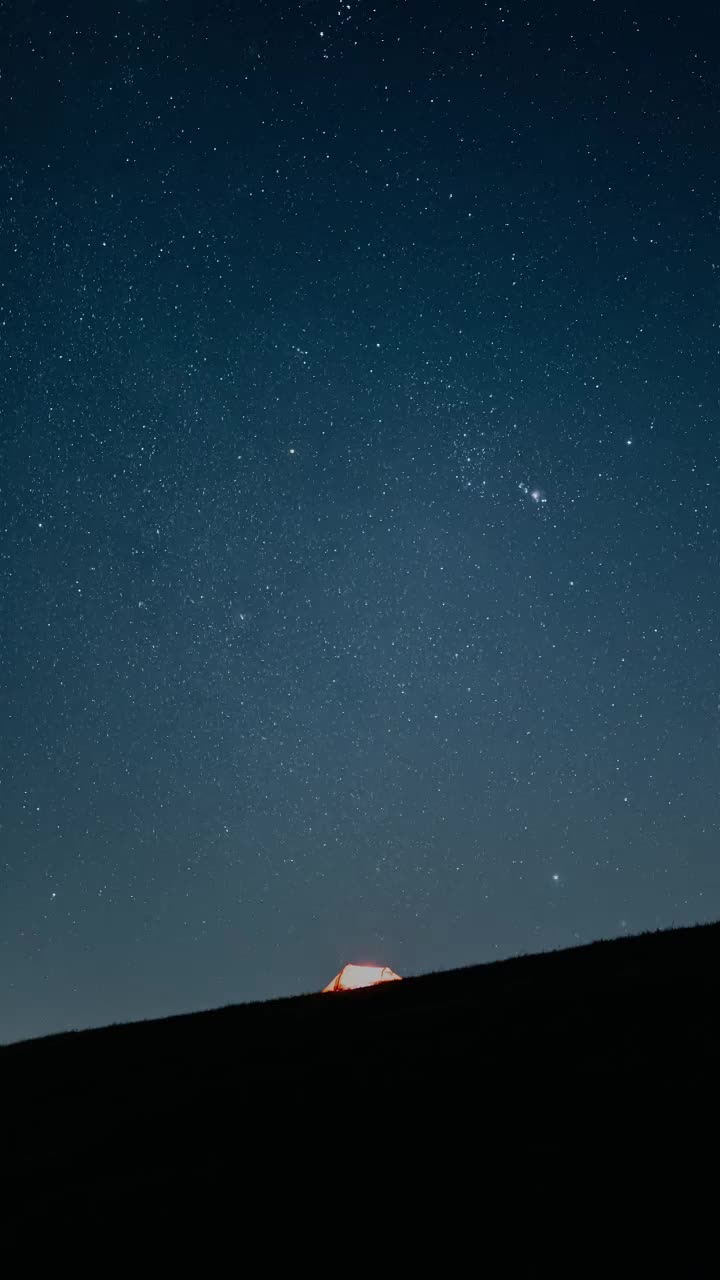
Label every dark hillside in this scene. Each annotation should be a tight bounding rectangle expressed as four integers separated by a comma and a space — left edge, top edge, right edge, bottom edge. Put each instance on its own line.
3, 922, 720, 1219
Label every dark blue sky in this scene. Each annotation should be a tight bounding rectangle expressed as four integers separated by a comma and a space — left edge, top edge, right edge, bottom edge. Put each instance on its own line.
2, 0, 719, 1042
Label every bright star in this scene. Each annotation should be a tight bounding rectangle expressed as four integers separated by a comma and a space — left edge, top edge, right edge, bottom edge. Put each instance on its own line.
519, 482, 547, 504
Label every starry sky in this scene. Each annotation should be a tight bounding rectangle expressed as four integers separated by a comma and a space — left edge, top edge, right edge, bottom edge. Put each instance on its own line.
2, 0, 719, 1043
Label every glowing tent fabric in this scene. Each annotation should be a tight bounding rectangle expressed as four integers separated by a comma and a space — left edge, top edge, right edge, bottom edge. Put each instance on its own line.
322, 964, 402, 993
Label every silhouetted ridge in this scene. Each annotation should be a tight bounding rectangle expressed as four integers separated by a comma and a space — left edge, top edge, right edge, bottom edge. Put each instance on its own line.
3, 922, 719, 1220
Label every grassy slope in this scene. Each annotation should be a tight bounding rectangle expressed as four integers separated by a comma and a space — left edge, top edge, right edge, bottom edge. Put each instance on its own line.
3, 921, 719, 1214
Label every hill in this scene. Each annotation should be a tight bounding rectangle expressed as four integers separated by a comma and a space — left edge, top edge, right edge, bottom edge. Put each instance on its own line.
3, 921, 720, 1220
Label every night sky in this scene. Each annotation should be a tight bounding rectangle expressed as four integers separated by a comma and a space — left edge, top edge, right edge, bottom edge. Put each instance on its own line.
2, 0, 719, 1044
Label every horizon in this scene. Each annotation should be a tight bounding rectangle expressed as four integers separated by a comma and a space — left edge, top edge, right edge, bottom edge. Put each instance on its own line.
4, 916, 716, 1047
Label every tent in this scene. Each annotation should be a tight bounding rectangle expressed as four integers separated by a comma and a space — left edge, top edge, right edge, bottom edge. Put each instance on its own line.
322, 963, 402, 993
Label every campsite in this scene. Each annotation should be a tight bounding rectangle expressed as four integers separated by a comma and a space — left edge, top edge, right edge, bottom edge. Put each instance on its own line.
3, 920, 719, 1219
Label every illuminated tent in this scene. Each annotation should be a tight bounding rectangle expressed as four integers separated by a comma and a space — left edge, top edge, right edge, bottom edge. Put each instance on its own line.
322, 964, 402, 993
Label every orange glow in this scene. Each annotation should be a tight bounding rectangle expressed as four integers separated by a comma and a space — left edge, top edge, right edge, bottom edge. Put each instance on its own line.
322, 963, 402, 992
